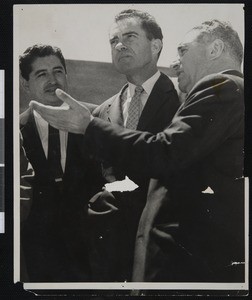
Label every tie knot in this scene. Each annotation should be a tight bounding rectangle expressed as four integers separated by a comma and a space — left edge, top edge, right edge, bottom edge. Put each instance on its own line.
134, 85, 144, 95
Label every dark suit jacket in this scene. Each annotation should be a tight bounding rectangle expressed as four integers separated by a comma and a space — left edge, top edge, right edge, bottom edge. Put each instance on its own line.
93, 73, 179, 132
93, 72, 180, 181
89, 73, 180, 281
20, 113, 104, 282
85, 70, 245, 282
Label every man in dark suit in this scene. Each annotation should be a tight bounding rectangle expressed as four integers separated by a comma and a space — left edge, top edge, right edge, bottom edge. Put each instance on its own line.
31, 19, 245, 283
88, 9, 179, 281
19, 44, 104, 282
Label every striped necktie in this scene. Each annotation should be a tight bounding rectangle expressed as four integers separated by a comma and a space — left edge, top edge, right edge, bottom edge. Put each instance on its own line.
126, 85, 144, 130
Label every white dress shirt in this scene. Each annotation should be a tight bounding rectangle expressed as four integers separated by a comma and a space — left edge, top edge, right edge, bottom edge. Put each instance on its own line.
33, 109, 68, 173
122, 70, 161, 127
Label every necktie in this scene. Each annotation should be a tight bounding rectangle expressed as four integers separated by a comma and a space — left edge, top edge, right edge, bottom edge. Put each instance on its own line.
126, 85, 144, 130
48, 125, 63, 181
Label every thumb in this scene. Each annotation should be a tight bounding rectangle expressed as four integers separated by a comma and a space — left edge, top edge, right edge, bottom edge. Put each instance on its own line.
55, 88, 84, 109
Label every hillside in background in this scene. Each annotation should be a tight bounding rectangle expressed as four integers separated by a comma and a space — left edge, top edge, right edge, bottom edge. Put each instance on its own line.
20, 59, 180, 112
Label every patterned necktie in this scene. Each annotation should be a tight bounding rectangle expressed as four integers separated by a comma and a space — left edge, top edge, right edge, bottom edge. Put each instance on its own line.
126, 85, 144, 130
48, 125, 63, 181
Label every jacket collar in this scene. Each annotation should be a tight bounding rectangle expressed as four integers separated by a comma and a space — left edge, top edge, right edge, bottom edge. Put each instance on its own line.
106, 73, 174, 131
137, 73, 174, 131
106, 84, 128, 126
221, 69, 243, 78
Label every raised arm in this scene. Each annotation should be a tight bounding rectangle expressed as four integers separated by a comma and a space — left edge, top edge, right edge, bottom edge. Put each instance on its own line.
85, 75, 244, 182
30, 75, 243, 182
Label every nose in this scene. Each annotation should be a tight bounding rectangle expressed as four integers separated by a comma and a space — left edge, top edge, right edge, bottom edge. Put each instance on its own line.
170, 60, 181, 71
48, 72, 57, 84
115, 42, 127, 51
166, 60, 181, 77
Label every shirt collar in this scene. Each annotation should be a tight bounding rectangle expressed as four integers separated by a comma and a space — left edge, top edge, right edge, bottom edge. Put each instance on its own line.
33, 109, 47, 127
128, 70, 161, 97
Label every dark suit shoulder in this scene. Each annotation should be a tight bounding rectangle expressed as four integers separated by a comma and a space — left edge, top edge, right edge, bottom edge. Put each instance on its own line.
188, 71, 244, 103
158, 72, 176, 91
192, 71, 243, 91
20, 112, 35, 137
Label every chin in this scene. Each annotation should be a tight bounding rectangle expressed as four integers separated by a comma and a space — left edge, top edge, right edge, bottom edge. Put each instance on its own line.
116, 62, 134, 73
44, 98, 62, 106
178, 83, 184, 93
178, 81, 189, 94
115, 66, 130, 75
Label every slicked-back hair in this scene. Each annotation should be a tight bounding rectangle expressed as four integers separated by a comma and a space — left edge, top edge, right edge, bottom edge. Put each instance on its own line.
192, 19, 243, 65
20, 44, 67, 80
115, 9, 163, 57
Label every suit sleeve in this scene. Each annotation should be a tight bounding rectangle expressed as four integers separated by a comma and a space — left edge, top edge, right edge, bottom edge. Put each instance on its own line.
85, 75, 243, 183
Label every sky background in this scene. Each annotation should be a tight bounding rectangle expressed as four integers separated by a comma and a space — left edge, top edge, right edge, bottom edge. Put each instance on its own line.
14, 3, 244, 68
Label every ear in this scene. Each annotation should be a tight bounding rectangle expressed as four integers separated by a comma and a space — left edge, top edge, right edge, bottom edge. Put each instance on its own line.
151, 39, 163, 56
20, 76, 30, 93
208, 39, 225, 60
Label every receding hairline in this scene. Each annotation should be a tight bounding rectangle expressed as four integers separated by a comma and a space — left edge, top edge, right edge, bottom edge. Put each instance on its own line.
109, 16, 147, 33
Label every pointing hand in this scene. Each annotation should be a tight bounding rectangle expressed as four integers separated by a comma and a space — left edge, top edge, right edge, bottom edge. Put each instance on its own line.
30, 89, 93, 134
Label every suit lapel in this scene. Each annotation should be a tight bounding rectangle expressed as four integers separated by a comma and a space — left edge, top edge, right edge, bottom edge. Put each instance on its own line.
222, 69, 243, 78
64, 133, 72, 178
107, 73, 177, 131
137, 73, 172, 131
21, 113, 47, 163
106, 84, 128, 126
21, 113, 50, 179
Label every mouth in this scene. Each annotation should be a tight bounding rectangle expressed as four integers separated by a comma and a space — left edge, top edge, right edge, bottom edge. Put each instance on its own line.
118, 55, 132, 61
45, 86, 61, 94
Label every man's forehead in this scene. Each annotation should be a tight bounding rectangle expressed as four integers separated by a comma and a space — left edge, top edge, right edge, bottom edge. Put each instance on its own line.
31, 55, 63, 70
178, 30, 200, 47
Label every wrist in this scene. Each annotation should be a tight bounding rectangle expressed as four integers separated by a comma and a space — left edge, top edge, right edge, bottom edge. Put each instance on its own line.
82, 114, 94, 135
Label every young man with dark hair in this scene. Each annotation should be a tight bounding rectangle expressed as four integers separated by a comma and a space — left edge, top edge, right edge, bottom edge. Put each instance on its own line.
20, 44, 103, 282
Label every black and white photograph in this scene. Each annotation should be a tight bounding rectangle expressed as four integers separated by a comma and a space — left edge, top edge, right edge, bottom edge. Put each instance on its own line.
12, 2, 248, 296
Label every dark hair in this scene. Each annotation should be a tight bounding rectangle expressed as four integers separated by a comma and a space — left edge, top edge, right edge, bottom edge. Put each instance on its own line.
192, 19, 243, 65
19, 44, 67, 80
115, 9, 163, 56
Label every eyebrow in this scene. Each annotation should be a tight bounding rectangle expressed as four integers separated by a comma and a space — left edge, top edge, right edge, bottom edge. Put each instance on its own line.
122, 31, 139, 37
34, 69, 46, 76
53, 66, 64, 71
34, 66, 64, 76
110, 30, 139, 42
